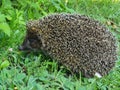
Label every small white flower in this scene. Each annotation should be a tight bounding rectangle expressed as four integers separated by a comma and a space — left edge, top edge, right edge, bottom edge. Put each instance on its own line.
8, 48, 13, 52
95, 72, 102, 78
65, 0, 68, 3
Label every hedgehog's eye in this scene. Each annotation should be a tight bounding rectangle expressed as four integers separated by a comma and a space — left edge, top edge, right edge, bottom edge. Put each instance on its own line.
29, 39, 37, 45
28, 39, 39, 48
29, 39, 35, 43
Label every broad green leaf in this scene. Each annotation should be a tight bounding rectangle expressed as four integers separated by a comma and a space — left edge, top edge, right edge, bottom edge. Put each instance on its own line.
6, 15, 12, 21
0, 14, 6, 22
0, 23, 11, 36
2, 0, 12, 9
0, 60, 10, 69
14, 73, 26, 82
78, 86, 87, 90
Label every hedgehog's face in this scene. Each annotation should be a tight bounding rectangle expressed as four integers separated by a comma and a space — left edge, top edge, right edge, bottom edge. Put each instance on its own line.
19, 30, 42, 51
19, 20, 44, 51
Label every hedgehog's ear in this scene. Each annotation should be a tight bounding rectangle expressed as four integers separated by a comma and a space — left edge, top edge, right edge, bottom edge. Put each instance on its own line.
31, 27, 37, 32
26, 21, 37, 32
26, 26, 38, 34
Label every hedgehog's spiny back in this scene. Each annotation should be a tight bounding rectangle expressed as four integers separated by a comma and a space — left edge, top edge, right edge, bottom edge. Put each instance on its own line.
25, 14, 117, 77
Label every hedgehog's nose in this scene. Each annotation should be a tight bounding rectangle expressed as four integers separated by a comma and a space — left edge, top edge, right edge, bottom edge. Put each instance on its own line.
18, 46, 24, 51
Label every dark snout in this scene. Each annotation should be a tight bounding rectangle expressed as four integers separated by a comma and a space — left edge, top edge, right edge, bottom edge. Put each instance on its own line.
18, 39, 32, 51
18, 44, 32, 51
18, 45, 25, 51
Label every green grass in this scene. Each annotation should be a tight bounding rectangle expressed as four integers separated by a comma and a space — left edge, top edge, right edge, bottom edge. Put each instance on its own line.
0, 0, 120, 90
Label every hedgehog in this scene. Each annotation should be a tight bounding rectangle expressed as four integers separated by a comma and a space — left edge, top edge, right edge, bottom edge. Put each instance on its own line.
19, 13, 117, 78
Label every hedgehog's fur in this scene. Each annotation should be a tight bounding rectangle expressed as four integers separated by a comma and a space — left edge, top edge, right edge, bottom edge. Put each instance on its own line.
19, 14, 117, 78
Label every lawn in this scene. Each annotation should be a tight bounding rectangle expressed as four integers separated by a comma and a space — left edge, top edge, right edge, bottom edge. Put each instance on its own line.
0, 0, 120, 90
